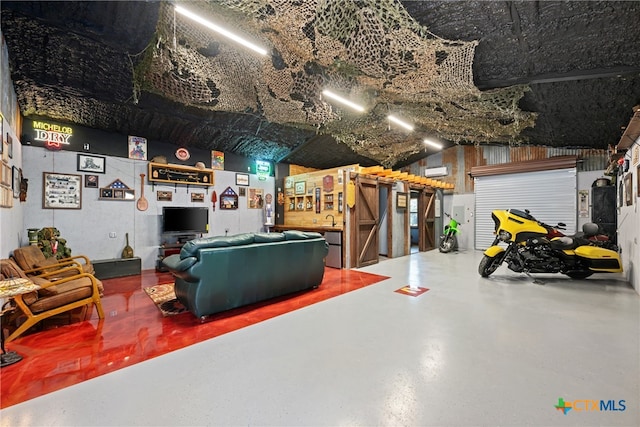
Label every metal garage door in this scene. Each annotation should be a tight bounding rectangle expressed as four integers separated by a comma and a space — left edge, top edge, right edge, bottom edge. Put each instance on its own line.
475, 168, 577, 250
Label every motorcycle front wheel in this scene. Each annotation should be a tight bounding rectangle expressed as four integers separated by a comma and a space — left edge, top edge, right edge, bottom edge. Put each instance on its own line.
478, 254, 502, 277
439, 234, 457, 253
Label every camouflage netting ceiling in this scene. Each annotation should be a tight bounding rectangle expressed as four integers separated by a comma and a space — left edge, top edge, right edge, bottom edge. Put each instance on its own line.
136, 0, 536, 167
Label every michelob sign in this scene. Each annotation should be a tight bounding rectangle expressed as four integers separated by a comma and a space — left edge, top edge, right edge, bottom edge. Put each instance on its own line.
33, 121, 73, 150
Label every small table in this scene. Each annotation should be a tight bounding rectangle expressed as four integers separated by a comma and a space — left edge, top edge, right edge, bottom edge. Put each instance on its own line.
0, 277, 40, 367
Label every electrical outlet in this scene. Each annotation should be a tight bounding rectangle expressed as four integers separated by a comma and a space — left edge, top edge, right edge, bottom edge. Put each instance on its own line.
109, 232, 117, 238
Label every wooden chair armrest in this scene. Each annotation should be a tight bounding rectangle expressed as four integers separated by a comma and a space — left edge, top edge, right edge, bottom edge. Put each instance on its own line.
22, 259, 83, 275
60, 255, 91, 265
35, 265, 84, 278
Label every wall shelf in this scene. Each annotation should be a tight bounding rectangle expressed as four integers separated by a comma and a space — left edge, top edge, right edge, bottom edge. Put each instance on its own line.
148, 162, 214, 186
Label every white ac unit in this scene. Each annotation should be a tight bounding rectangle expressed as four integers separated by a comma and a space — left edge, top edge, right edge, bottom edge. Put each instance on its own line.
424, 166, 448, 177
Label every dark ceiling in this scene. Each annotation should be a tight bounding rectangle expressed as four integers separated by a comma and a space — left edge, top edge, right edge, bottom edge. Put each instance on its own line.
2, 1, 639, 170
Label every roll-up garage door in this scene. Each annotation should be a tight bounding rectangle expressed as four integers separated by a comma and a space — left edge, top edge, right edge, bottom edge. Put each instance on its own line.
475, 168, 577, 250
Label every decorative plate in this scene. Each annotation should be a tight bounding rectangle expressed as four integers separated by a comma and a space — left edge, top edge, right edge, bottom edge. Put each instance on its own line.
175, 147, 190, 161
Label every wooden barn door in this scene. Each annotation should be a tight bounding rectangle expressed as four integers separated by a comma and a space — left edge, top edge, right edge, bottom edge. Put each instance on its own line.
354, 176, 379, 267
419, 189, 436, 251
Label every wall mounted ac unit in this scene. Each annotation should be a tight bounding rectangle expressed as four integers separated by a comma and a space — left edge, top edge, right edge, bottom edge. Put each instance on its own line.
424, 166, 448, 177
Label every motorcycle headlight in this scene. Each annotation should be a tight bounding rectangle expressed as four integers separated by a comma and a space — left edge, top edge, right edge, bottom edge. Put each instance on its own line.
498, 230, 512, 241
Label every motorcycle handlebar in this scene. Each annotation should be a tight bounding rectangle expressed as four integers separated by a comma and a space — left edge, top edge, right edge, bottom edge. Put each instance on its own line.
538, 220, 566, 231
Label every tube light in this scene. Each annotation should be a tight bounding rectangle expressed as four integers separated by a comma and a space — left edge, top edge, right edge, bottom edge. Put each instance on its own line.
424, 139, 443, 149
321, 90, 365, 112
175, 5, 268, 56
387, 115, 414, 131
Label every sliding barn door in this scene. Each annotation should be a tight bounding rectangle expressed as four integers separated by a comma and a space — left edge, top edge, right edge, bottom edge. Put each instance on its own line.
354, 176, 379, 267
419, 190, 436, 251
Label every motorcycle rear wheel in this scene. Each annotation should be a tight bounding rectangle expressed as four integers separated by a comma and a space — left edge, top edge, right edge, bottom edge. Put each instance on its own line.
478, 254, 501, 277
565, 271, 594, 279
439, 235, 457, 253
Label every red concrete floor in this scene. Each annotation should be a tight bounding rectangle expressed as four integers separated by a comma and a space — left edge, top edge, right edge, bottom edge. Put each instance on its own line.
0, 267, 388, 408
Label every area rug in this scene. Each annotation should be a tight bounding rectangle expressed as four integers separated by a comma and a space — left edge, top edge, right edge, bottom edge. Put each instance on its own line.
143, 283, 187, 317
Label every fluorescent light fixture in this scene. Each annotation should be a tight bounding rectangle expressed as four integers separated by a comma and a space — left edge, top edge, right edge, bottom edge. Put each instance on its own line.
387, 115, 414, 131
175, 5, 268, 56
424, 139, 443, 149
321, 89, 365, 112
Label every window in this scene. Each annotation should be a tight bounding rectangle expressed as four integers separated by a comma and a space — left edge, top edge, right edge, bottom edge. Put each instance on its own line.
409, 197, 418, 227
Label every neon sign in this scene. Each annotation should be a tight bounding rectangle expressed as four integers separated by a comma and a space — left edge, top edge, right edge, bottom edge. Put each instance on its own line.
256, 160, 271, 181
33, 121, 73, 150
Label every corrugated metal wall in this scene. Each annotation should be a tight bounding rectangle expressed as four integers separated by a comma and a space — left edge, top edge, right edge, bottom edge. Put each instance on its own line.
404, 145, 608, 193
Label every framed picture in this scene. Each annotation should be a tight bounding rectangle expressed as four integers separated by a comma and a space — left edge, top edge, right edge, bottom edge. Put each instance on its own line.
0, 120, 6, 163
294, 181, 306, 195
77, 154, 106, 173
220, 194, 238, 209
618, 180, 624, 207
248, 188, 264, 209
43, 172, 82, 209
123, 189, 135, 200
220, 186, 238, 209
7, 134, 12, 159
12, 166, 20, 198
128, 135, 147, 160
99, 188, 113, 199
0, 162, 9, 186
239, 187, 246, 197
637, 165, 640, 198
84, 174, 99, 188
191, 192, 205, 202
396, 192, 408, 209
236, 173, 249, 186
624, 173, 633, 206
212, 150, 224, 170
157, 191, 172, 202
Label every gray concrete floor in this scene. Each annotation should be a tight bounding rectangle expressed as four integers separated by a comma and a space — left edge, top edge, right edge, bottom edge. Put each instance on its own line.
1, 249, 638, 426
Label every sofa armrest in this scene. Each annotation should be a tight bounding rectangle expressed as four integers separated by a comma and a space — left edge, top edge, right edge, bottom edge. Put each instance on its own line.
162, 255, 197, 273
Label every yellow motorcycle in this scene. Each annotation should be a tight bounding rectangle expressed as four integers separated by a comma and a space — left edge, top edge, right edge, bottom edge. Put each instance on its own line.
479, 209, 622, 279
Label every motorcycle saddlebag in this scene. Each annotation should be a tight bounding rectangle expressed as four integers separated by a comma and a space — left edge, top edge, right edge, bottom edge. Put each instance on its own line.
574, 246, 622, 272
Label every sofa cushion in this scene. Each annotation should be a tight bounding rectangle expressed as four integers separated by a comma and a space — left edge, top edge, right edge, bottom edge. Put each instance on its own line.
180, 233, 255, 258
12, 245, 42, 270
283, 230, 323, 240
29, 286, 94, 314
37, 276, 98, 297
254, 232, 285, 243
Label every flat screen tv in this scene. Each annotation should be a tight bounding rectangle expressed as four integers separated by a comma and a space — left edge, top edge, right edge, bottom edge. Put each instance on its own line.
162, 207, 209, 234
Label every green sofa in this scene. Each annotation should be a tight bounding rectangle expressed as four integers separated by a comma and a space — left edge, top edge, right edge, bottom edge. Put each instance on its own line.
161, 231, 329, 318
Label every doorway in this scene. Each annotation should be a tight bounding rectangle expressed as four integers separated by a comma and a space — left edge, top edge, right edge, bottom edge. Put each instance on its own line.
378, 183, 392, 259
416, 188, 436, 252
